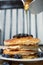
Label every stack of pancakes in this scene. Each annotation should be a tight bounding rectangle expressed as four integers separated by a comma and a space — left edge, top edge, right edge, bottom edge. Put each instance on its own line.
3, 34, 40, 59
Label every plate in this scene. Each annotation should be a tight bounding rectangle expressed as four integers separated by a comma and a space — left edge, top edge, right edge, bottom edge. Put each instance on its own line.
0, 55, 43, 62
0, 48, 43, 62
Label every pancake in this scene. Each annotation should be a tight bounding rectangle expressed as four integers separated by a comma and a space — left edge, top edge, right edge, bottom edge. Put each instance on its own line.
4, 37, 40, 46
3, 45, 38, 51
3, 49, 37, 55
3, 49, 37, 59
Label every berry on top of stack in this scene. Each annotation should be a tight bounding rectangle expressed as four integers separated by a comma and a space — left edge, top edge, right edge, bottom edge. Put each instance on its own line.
3, 34, 40, 59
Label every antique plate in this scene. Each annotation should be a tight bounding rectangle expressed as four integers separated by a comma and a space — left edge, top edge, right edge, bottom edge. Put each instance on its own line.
0, 48, 43, 62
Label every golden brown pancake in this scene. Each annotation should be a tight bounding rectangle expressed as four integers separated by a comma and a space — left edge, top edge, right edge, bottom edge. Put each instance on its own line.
4, 37, 40, 46
3, 45, 38, 51
3, 49, 37, 56
1, 44, 38, 50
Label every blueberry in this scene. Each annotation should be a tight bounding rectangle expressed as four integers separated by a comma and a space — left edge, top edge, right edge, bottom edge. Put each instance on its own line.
21, 34, 28, 37
40, 52, 43, 57
37, 52, 43, 57
18, 34, 21, 36
14, 54, 22, 59
2, 54, 5, 57
2, 62, 10, 65
17, 34, 21, 38
22, 34, 25, 37
18, 34, 23, 37
19, 64, 24, 65
13, 35, 16, 38
5, 54, 10, 58
0, 49, 3, 54
21, 34, 25, 37
13, 34, 21, 38
29, 35, 33, 37
25, 34, 28, 37
2, 54, 10, 58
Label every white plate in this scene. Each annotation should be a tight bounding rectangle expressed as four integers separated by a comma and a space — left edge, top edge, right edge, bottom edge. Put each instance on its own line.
0, 55, 43, 62
0, 48, 43, 62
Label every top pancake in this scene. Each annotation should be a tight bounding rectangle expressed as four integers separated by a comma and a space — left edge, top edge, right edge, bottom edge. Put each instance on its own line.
4, 34, 40, 46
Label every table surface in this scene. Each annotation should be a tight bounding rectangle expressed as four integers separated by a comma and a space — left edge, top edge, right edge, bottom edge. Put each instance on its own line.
0, 45, 43, 65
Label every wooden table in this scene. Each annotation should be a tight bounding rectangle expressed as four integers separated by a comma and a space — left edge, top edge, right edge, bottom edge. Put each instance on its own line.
0, 60, 43, 65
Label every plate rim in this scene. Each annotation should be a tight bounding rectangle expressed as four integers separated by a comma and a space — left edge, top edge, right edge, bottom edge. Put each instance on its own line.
0, 55, 43, 62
